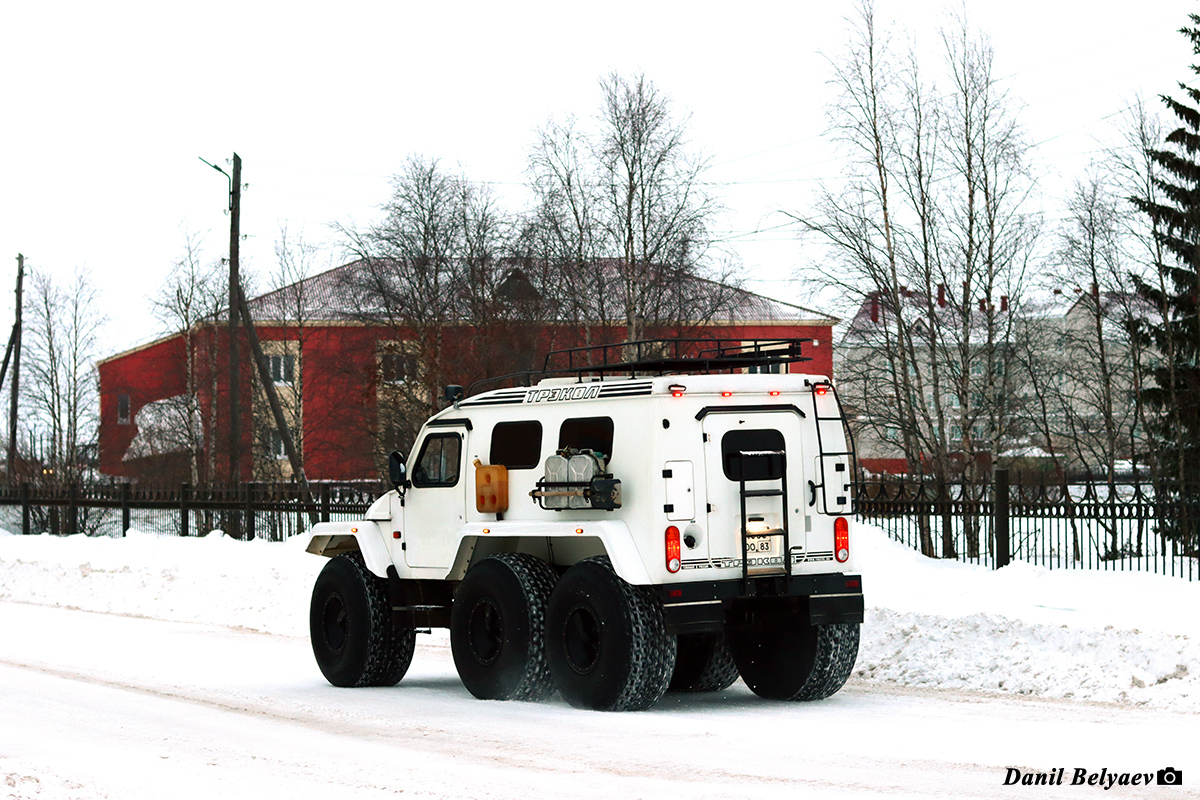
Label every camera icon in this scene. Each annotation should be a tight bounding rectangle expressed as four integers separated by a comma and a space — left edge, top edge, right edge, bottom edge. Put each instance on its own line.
1157, 767, 1183, 786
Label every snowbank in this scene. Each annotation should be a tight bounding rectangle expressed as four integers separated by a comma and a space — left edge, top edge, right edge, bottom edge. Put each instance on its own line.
0, 522, 1196, 711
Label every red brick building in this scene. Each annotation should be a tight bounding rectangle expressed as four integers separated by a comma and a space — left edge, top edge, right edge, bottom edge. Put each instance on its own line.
98, 261, 839, 484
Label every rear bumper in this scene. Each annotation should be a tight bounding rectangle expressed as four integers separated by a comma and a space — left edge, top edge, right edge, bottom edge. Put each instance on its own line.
657, 573, 864, 635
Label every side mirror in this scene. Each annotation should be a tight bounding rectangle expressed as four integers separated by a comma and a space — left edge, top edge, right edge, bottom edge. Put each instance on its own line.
388, 451, 407, 490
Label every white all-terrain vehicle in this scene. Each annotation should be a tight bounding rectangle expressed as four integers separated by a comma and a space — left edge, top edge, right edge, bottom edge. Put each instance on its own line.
305, 339, 863, 711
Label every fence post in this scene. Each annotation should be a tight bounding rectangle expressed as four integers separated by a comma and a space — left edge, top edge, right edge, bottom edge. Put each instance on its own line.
121, 482, 131, 536
994, 468, 1010, 569
244, 482, 255, 541
180, 482, 190, 537
20, 482, 30, 536
67, 481, 78, 535
321, 483, 331, 523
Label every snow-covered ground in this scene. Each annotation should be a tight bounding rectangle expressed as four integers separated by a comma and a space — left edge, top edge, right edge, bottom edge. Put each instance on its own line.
0, 522, 1197, 798
2, 521, 1196, 711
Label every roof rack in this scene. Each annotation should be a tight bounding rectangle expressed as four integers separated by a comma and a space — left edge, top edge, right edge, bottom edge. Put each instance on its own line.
466, 338, 812, 396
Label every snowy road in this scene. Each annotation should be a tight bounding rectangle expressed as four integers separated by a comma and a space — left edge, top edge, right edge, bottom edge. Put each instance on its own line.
1, 602, 1195, 799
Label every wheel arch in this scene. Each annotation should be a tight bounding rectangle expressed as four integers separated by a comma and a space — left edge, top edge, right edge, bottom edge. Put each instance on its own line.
447, 523, 654, 585
306, 522, 392, 578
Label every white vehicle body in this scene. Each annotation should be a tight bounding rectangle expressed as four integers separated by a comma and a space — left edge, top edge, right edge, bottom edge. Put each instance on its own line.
305, 342, 864, 710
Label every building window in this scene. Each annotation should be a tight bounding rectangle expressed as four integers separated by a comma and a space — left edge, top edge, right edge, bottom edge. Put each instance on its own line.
118, 394, 131, 425
270, 354, 295, 385
380, 350, 419, 384
269, 428, 296, 459
748, 363, 782, 374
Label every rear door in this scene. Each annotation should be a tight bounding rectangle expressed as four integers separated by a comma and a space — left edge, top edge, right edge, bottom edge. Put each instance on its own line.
700, 409, 806, 573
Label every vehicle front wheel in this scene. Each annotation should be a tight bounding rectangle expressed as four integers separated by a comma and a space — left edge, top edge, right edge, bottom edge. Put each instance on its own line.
310, 552, 416, 687
450, 553, 558, 701
545, 557, 676, 711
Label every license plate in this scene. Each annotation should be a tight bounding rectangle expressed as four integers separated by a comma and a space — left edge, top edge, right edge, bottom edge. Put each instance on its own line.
745, 533, 786, 575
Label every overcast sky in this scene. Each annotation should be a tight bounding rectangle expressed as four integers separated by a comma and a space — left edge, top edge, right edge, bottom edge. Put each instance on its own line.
0, 0, 1191, 356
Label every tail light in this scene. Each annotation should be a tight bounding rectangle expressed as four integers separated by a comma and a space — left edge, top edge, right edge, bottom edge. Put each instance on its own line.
665, 526, 681, 573
834, 517, 849, 563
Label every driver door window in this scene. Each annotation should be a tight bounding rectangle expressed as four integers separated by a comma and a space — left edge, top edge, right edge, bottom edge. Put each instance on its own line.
412, 433, 462, 487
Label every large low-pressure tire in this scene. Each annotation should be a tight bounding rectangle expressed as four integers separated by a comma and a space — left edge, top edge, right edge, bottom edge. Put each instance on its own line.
310, 552, 416, 688
668, 632, 740, 693
450, 553, 558, 702
545, 556, 676, 711
727, 598, 859, 701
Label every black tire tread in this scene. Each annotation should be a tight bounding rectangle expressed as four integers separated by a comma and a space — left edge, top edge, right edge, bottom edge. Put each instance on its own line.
669, 632, 739, 693
326, 552, 415, 688
790, 622, 859, 701
567, 556, 676, 712
468, 552, 558, 701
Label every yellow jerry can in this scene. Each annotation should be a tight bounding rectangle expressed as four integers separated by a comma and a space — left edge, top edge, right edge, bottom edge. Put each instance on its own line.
473, 459, 509, 513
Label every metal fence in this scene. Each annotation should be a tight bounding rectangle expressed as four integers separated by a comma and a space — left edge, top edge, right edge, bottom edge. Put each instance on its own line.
857, 470, 1200, 580
0, 481, 389, 542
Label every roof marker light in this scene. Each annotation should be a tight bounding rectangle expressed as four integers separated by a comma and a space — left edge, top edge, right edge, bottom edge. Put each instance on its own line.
721, 391, 732, 397
669, 383, 686, 397
769, 390, 780, 397
814, 384, 829, 396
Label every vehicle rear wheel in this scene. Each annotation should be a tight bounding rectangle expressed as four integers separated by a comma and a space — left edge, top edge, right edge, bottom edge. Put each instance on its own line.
545, 557, 676, 711
310, 552, 416, 688
669, 632, 739, 693
727, 598, 858, 701
450, 553, 558, 701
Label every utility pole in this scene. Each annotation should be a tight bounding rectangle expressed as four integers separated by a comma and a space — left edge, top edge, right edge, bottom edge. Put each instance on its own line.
227, 153, 242, 483
7, 255, 23, 478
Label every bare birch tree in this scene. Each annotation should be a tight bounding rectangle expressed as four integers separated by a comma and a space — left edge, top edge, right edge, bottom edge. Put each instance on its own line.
800, 1, 1037, 498
524, 72, 741, 345
21, 268, 105, 483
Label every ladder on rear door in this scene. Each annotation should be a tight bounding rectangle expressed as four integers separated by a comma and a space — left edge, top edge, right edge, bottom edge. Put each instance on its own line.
737, 448, 789, 588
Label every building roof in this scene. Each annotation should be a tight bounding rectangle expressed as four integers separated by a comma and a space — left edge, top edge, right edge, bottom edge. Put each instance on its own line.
840, 285, 1159, 347
246, 258, 838, 326
101, 260, 837, 365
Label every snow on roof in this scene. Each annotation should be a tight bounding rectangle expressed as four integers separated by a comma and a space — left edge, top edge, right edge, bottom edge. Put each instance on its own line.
841, 286, 1162, 346
245, 258, 838, 326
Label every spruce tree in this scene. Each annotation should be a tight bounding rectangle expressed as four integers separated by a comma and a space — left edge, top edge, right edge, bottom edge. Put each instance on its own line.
1130, 15, 1200, 554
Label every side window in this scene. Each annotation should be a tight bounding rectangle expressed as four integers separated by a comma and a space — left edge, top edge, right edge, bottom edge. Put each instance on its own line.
489, 421, 542, 469
412, 433, 462, 487
721, 429, 785, 481
559, 416, 614, 459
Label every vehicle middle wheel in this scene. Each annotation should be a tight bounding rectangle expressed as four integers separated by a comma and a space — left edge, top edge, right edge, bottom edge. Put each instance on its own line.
545, 556, 676, 711
450, 553, 557, 701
